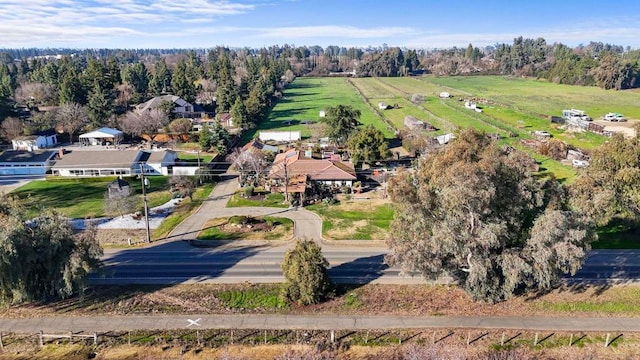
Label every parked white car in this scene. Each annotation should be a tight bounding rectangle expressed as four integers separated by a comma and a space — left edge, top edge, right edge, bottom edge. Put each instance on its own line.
604, 112, 626, 122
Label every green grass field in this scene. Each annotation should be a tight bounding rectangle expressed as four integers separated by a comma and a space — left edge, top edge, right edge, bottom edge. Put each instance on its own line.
12, 176, 171, 218
242, 77, 393, 142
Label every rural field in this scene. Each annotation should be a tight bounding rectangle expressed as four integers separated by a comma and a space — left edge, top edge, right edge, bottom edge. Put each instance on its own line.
260, 75, 640, 182
243, 77, 394, 142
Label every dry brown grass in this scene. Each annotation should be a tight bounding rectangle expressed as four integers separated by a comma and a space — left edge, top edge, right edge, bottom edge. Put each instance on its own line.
2, 283, 640, 319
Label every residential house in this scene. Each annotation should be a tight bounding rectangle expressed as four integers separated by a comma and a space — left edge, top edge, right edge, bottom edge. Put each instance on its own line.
0, 150, 57, 175
218, 112, 234, 128
51, 149, 176, 177
79, 127, 124, 146
135, 95, 203, 118
11, 129, 58, 150
268, 149, 356, 193
241, 138, 279, 154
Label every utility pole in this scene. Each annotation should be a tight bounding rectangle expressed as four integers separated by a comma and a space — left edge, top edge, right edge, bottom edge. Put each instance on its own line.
197, 150, 202, 185
139, 163, 151, 243
283, 161, 289, 203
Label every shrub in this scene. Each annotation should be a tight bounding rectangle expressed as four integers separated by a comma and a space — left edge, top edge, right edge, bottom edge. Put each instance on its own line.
243, 186, 255, 197
280, 239, 333, 305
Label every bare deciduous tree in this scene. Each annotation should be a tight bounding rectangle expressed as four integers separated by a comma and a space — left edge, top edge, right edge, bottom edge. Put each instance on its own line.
104, 188, 137, 218
226, 148, 268, 187
119, 109, 169, 144
14, 82, 57, 106
57, 103, 89, 143
1, 117, 26, 140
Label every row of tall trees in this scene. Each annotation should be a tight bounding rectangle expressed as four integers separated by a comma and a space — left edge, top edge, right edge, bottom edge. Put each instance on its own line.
0, 46, 289, 143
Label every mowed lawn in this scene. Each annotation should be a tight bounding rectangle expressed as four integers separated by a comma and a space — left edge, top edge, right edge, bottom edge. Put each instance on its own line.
243, 77, 393, 142
12, 176, 172, 219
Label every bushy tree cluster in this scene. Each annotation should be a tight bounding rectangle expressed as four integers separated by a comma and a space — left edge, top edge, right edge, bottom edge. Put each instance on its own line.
0, 196, 102, 304
387, 129, 595, 303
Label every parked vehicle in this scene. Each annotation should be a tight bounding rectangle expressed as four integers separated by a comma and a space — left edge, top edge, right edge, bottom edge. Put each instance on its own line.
604, 112, 626, 122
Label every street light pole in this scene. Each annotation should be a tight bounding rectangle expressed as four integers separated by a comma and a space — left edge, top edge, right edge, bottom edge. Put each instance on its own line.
139, 163, 151, 243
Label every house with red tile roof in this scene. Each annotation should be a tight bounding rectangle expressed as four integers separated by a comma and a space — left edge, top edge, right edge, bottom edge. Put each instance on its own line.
267, 149, 356, 194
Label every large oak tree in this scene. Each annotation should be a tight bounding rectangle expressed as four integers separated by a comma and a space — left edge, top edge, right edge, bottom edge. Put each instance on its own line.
386, 129, 595, 303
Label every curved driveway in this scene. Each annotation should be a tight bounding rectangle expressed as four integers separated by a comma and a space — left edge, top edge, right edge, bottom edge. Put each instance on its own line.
166, 175, 323, 242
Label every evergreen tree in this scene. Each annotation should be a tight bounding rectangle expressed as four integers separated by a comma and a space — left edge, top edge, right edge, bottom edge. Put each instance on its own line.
171, 60, 196, 103
280, 239, 333, 306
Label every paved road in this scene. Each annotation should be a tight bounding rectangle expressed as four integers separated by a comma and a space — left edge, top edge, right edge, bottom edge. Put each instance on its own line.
93, 243, 425, 285
2, 313, 640, 333
90, 175, 640, 285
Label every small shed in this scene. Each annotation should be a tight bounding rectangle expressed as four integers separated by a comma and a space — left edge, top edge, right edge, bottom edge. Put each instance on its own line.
378, 102, 388, 110
439, 92, 450, 98
107, 178, 131, 199
11, 129, 58, 150
79, 127, 124, 146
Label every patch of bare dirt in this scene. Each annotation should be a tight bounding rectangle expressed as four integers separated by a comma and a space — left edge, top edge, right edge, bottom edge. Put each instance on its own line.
96, 229, 147, 246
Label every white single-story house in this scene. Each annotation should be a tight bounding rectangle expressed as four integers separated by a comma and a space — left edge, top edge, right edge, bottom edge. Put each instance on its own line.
135, 95, 201, 117
259, 131, 301, 143
0, 150, 57, 176
79, 127, 124, 146
51, 149, 176, 177
11, 129, 58, 151
378, 102, 388, 110
138, 150, 178, 175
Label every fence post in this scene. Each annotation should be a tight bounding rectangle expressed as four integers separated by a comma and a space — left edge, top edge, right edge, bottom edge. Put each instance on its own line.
197, 330, 200, 346
534, 333, 539, 346
38, 331, 43, 347
93, 333, 98, 346
128, 331, 131, 345
264, 330, 267, 344
605, 333, 611, 347
466, 331, 471, 346
569, 334, 573, 347
0, 332, 3, 349
501, 332, 505, 346
330, 330, 335, 343
230, 330, 233, 345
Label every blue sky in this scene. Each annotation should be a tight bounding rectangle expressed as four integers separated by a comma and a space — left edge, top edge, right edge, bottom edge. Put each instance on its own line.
2, 0, 640, 49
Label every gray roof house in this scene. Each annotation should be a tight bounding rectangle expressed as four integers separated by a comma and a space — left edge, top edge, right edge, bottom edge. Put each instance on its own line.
0, 150, 57, 175
51, 150, 177, 177
135, 95, 202, 117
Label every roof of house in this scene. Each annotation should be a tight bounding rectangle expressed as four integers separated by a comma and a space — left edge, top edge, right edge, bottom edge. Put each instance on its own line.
146, 150, 175, 163
0, 150, 57, 163
219, 112, 232, 122
51, 150, 140, 169
79, 127, 123, 138
269, 149, 356, 181
135, 95, 201, 113
241, 138, 278, 153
